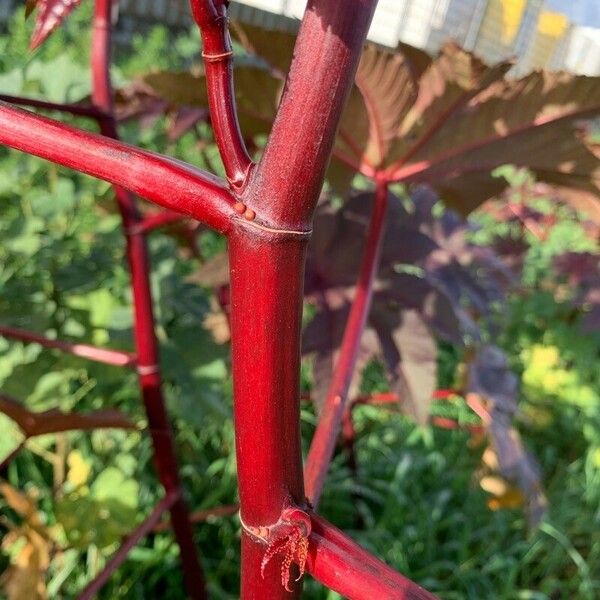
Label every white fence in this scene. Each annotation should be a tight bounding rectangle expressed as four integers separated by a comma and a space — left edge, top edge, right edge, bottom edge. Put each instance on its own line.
1, 0, 599, 75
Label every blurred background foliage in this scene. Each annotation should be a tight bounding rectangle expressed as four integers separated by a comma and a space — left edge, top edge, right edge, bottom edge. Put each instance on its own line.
0, 3, 599, 599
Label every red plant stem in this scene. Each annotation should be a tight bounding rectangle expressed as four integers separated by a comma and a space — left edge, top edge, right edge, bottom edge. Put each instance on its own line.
190, 0, 252, 189
305, 180, 389, 507
78, 490, 180, 600
0, 324, 136, 368
243, 0, 379, 230
0, 101, 235, 233
227, 4, 377, 596
228, 229, 307, 598
91, 3, 206, 597
0, 93, 106, 119
307, 514, 438, 600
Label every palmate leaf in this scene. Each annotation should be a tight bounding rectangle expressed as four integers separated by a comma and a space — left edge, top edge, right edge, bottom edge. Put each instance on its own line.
338, 44, 424, 169
25, 0, 85, 50
301, 188, 510, 422
211, 22, 600, 217
0, 393, 136, 438
345, 43, 600, 217
225, 21, 596, 213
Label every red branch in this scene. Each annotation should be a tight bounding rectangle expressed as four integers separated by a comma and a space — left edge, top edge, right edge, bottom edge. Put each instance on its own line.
154, 503, 239, 532
304, 179, 389, 507
88, 2, 207, 597
0, 93, 106, 119
190, 0, 252, 189
307, 514, 438, 600
0, 324, 136, 368
0, 101, 235, 233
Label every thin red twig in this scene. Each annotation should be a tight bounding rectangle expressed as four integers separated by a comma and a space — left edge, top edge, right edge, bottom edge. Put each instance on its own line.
0, 324, 136, 368
190, 0, 253, 189
304, 179, 389, 507
90, 2, 207, 596
0, 93, 106, 119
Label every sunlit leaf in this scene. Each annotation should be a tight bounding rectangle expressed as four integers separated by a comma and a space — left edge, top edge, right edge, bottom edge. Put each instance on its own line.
66, 450, 91, 487
334, 41, 600, 214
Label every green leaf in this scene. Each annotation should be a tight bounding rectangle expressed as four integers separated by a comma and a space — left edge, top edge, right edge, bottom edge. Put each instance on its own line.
92, 466, 139, 509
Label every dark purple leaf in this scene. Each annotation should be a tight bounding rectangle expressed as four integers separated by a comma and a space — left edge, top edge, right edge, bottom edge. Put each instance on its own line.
468, 346, 546, 525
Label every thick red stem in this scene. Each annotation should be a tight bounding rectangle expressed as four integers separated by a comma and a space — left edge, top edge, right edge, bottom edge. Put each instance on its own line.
227, 4, 377, 596
243, 0, 379, 230
91, 2, 206, 597
190, 0, 252, 189
305, 180, 389, 507
0, 324, 136, 367
0, 102, 234, 232
307, 514, 438, 600
78, 490, 180, 600
228, 229, 307, 598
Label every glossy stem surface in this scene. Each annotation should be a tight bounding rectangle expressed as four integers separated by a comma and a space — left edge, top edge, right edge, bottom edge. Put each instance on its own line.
229, 229, 307, 598
305, 180, 389, 507
190, 0, 252, 188
245, 0, 378, 230
0, 101, 234, 232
